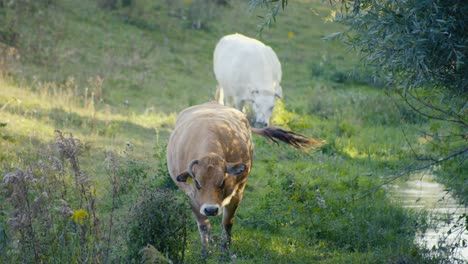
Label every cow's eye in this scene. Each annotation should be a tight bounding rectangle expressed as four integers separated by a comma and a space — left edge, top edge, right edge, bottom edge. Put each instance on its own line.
220, 179, 225, 189
195, 179, 202, 190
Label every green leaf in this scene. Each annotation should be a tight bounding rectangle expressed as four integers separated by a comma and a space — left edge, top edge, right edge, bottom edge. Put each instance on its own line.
429, 123, 441, 133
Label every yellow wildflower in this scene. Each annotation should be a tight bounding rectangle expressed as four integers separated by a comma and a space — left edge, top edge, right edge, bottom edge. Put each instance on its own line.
287, 31, 296, 39
184, 0, 192, 4
71, 209, 89, 224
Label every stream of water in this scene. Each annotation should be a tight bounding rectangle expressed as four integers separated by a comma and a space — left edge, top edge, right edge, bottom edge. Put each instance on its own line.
390, 173, 467, 261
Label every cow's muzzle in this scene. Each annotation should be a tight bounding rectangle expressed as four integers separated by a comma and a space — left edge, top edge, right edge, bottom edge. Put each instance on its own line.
253, 121, 268, 128
201, 204, 220, 216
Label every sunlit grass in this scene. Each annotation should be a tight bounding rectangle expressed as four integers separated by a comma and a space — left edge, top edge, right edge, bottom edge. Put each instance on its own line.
271, 100, 297, 128
1, 110, 56, 143
0, 77, 175, 142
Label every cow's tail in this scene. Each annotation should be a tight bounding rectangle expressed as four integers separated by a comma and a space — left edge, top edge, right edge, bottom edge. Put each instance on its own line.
251, 126, 325, 151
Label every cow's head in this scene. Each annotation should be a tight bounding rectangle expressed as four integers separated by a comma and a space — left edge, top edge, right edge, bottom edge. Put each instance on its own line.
250, 83, 282, 127
176, 153, 247, 216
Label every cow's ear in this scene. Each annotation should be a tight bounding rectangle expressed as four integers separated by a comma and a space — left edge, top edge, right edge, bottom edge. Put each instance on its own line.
226, 163, 247, 176
176, 172, 191, 182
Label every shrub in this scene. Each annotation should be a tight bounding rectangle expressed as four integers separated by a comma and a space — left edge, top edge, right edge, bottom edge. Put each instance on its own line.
308, 54, 379, 86
126, 188, 188, 263
97, 0, 118, 10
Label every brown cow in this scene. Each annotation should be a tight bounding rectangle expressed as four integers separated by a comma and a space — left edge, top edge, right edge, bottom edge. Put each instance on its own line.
166, 102, 323, 251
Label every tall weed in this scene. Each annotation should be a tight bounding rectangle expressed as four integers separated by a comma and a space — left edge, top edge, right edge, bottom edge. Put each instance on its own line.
1, 130, 102, 262
0, 130, 134, 262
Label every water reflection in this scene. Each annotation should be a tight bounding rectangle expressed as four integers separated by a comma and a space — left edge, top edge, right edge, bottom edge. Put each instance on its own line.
390, 173, 467, 261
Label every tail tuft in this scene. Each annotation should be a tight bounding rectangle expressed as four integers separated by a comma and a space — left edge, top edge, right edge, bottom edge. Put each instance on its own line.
251, 126, 325, 151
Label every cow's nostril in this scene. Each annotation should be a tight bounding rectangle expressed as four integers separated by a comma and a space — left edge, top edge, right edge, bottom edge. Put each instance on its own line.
204, 207, 219, 216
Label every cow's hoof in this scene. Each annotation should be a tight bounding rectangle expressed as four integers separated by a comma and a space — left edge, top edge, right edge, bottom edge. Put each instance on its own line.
219, 240, 231, 253
201, 247, 212, 259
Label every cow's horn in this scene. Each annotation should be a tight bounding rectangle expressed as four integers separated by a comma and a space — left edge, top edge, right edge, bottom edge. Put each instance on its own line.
188, 159, 199, 177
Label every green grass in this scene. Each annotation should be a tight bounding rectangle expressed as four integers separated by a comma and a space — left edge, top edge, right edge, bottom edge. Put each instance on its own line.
0, 0, 463, 263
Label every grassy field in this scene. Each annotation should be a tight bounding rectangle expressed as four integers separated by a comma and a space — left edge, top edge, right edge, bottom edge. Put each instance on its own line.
0, 0, 463, 263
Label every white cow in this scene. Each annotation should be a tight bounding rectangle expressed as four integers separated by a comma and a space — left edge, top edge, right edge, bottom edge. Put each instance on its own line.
213, 33, 283, 128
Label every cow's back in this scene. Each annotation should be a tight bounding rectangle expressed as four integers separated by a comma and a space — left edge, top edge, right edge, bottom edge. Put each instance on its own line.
167, 103, 253, 188
213, 33, 280, 98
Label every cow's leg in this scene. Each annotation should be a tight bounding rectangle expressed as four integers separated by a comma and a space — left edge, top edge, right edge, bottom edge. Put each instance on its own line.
233, 97, 243, 111
221, 184, 245, 250
190, 203, 212, 253
215, 86, 224, 105
224, 95, 238, 109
